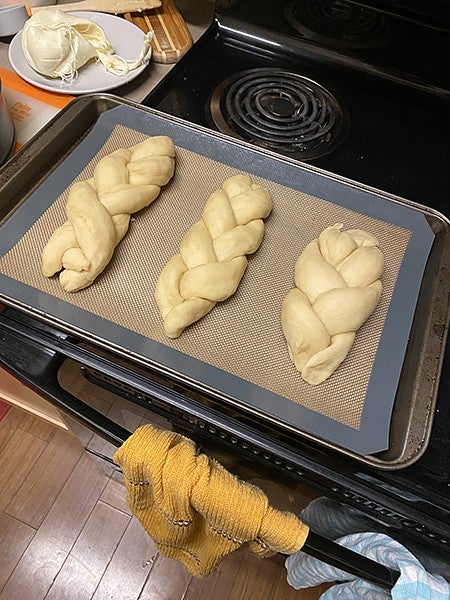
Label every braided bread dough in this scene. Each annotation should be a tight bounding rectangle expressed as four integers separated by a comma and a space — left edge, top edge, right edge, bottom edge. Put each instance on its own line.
155, 173, 273, 338
281, 223, 384, 385
41, 136, 175, 292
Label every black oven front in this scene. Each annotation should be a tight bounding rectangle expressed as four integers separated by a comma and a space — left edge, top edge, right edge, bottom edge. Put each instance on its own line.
140, 0, 450, 571
0, 303, 448, 589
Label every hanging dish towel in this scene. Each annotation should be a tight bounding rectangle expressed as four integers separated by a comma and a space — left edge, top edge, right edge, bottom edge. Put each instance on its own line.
113, 424, 309, 578
300, 496, 450, 577
285, 531, 450, 599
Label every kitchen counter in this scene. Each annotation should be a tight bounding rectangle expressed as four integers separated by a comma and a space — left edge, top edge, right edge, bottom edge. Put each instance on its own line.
0, 0, 215, 103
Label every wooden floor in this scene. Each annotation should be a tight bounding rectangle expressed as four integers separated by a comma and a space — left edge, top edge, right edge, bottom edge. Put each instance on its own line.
0, 363, 330, 600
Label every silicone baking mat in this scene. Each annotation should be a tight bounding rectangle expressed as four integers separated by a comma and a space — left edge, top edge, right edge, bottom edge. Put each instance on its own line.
0, 105, 434, 455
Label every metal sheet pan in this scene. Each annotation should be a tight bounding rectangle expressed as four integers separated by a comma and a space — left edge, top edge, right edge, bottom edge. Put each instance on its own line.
0, 94, 448, 467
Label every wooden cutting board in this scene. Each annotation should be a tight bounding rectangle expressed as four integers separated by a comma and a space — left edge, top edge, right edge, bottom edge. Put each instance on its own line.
124, 0, 193, 64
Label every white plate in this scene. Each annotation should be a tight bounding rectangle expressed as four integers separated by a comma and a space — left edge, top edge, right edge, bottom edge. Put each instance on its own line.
8, 11, 151, 95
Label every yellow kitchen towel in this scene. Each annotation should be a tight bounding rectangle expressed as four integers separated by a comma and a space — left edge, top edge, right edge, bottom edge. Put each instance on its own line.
113, 423, 309, 578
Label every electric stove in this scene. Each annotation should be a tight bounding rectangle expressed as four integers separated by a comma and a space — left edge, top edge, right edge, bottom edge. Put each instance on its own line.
141, 0, 450, 568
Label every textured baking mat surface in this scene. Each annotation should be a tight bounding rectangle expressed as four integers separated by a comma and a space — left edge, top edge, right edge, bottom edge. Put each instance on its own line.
0, 105, 434, 455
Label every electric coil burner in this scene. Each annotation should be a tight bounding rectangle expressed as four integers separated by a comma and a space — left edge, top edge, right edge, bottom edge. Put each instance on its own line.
208, 68, 349, 159
284, 0, 388, 49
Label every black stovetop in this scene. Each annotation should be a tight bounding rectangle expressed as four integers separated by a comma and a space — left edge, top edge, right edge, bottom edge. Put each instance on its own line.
141, 0, 450, 532
143, 0, 450, 216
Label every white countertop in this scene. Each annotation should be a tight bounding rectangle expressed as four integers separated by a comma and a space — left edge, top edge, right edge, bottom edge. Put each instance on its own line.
0, 0, 214, 104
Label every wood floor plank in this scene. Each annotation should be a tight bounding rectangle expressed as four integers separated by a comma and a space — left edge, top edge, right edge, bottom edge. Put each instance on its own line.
100, 468, 132, 516
0, 512, 35, 592
0, 405, 25, 453
5, 429, 85, 529
183, 550, 246, 600
19, 413, 57, 442
0, 534, 68, 600
138, 554, 191, 600
85, 433, 118, 463
184, 547, 327, 600
37, 452, 114, 554
91, 516, 159, 600
228, 552, 285, 600
186, 551, 281, 600
217, 551, 325, 600
45, 501, 130, 600
0, 428, 47, 512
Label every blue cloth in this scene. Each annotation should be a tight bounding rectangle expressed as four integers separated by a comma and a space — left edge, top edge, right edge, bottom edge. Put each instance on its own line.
285, 531, 450, 599
300, 497, 450, 577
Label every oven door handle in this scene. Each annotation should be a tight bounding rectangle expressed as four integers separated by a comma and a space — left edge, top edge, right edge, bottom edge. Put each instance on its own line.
0, 324, 131, 447
0, 314, 399, 590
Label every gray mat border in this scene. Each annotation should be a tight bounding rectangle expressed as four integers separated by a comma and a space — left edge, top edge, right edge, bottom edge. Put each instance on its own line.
0, 105, 435, 455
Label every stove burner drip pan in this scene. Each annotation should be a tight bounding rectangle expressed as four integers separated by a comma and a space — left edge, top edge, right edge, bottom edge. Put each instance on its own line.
284, 0, 388, 49
208, 68, 349, 160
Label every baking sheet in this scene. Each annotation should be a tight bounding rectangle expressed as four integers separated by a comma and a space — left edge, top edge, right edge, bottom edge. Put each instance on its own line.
0, 104, 435, 455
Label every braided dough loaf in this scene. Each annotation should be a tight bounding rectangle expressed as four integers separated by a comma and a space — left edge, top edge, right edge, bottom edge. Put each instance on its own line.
155, 173, 273, 338
281, 223, 384, 385
41, 136, 175, 292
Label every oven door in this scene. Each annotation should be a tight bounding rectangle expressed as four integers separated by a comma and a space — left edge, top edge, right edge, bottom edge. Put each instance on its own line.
14, 298, 450, 589
0, 302, 422, 592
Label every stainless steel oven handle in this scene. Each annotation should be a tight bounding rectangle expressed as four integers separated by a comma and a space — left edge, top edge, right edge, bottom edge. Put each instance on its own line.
0, 311, 399, 591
